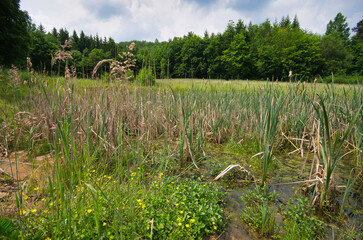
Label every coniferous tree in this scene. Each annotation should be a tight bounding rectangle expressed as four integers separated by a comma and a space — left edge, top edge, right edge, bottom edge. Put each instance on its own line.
292, 15, 300, 29
51, 27, 58, 38
59, 28, 70, 44
326, 12, 350, 43
353, 19, 363, 42
0, 0, 31, 66
72, 30, 79, 51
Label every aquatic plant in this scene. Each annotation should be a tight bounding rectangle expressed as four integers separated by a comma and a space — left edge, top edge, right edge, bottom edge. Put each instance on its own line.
313, 95, 361, 208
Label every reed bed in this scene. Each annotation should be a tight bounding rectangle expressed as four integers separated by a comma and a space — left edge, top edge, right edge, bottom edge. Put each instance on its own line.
1, 76, 362, 239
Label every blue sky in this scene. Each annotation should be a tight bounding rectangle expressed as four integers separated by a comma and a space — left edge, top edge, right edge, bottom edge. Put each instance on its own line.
20, 0, 362, 42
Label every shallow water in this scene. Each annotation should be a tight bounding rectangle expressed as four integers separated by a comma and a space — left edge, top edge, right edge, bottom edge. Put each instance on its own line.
202, 143, 363, 239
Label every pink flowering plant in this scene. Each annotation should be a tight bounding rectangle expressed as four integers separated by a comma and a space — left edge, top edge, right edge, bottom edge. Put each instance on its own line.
92, 42, 136, 82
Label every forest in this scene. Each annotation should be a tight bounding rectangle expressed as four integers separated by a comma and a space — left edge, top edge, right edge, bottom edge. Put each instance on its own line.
1, 0, 362, 82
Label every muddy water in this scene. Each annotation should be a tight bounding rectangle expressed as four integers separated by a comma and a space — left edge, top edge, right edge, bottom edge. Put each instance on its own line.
221, 190, 260, 240
203, 144, 363, 239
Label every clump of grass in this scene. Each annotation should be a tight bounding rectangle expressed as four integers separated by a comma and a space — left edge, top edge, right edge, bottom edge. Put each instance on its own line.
283, 197, 325, 239
313, 95, 361, 208
241, 185, 278, 237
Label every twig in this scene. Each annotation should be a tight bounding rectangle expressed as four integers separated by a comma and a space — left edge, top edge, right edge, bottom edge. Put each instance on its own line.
150, 218, 154, 240
214, 164, 250, 181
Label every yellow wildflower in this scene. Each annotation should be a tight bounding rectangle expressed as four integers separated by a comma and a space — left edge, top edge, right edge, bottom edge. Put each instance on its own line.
190, 219, 195, 223
24, 196, 29, 200
41, 198, 45, 201
19, 209, 26, 215
87, 209, 92, 213
185, 224, 189, 228
34, 187, 39, 191
137, 199, 141, 203
31, 209, 37, 213
49, 202, 53, 206
103, 222, 107, 226
175, 203, 179, 207
45, 238, 51, 240
213, 226, 217, 230
179, 210, 183, 214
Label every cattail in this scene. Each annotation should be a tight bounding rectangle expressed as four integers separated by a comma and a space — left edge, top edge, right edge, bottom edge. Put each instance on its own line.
31, 69, 35, 83
65, 66, 71, 81
27, 57, 32, 69
70, 65, 77, 78
51, 54, 56, 67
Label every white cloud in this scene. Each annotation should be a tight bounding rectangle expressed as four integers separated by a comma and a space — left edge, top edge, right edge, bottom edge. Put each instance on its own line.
20, 0, 363, 41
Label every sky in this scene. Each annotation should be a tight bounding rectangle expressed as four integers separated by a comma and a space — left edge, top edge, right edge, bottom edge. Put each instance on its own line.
20, 0, 362, 42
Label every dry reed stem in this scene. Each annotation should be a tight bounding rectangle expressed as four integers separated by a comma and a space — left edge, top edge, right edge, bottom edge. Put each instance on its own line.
214, 164, 251, 181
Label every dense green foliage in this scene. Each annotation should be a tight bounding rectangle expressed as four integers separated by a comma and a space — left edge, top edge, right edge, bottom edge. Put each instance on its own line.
0, 4, 362, 81
136, 67, 155, 85
0, 0, 30, 66
21, 175, 224, 239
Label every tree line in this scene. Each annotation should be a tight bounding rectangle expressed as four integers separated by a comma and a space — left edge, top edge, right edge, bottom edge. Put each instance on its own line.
1, 0, 362, 81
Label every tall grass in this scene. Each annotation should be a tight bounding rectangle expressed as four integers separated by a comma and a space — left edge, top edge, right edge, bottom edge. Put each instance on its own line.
1, 73, 362, 238
313, 95, 361, 208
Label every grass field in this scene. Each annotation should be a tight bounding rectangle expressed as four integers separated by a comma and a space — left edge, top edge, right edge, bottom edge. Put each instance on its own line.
0, 74, 362, 239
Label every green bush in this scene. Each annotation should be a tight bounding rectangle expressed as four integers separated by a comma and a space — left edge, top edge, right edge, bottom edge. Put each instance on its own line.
136, 67, 155, 86
319, 74, 363, 84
